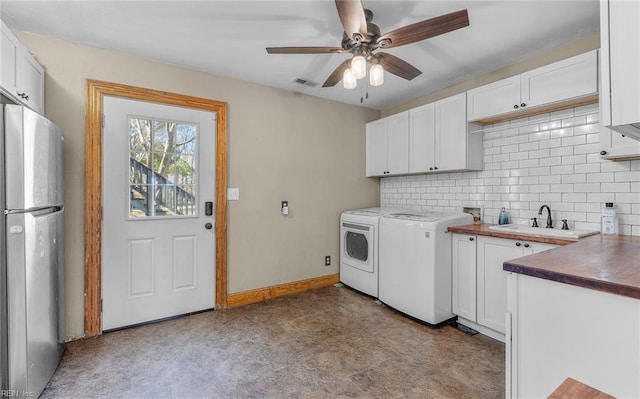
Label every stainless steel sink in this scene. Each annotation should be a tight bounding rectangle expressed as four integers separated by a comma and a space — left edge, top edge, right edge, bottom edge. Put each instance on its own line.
488, 223, 600, 240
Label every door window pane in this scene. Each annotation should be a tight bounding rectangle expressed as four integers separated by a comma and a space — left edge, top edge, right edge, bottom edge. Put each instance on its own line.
128, 116, 198, 218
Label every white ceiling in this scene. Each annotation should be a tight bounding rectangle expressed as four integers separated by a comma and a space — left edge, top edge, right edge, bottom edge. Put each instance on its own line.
1, 1, 599, 110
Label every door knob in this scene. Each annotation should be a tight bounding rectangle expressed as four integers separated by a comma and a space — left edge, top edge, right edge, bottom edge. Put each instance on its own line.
205, 223, 213, 230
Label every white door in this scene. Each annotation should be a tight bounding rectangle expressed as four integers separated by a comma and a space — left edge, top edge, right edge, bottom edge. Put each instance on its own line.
466, 75, 521, 121
435, 92, 466, 171
102, 96, 216, 331
408, 102, 435, 173
366, 118, 388, 176
385, 111, 409, 175
451, 233, 477, 322
477, 236, 522, 334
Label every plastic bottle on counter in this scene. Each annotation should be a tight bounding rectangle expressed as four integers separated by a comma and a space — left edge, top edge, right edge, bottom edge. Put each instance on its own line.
601, 202, 619, 235
498, 207, 509, 225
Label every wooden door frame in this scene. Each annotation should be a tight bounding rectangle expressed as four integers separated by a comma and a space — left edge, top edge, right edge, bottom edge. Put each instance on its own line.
84, 79, 228, 336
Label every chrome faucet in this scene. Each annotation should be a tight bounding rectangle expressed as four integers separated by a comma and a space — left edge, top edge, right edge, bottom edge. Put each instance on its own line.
538, 205, 553, 228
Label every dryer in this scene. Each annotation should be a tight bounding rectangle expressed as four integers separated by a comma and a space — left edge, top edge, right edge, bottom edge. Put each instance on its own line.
378, 211, 473, 325
339, 207, 405, 297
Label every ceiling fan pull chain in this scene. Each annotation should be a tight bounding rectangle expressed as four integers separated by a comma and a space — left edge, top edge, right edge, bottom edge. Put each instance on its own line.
360, 84, 364, 103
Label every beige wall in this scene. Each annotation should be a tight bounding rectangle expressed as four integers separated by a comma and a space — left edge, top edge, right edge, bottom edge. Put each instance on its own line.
16, 32, 380, 340
383, 34, 600, 116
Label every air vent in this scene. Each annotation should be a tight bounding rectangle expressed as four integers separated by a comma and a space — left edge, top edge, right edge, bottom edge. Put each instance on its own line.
293, 78, 318, 87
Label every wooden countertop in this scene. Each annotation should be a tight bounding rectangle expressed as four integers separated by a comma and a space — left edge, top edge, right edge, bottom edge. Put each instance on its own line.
448, 223, 576, 246
548, 378, 616, 399
503, 234, 640, 300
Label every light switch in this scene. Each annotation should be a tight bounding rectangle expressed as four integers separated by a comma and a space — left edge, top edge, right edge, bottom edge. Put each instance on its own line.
227, 188, 240, 201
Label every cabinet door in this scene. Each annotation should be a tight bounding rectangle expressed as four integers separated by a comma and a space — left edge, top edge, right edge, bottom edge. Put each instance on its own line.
467, 75, 520, 122
435, 93, 468, 171
521, 51, 598, 109
599, 1, 640, 160
409, 103, 435, 173
477, 236, 523, 333
366, 118, 389, 177
385, 111, 409, 175
452, 234, 477, 321
18, 51, 45, 114
609, 0, 640, 128
1, 22, 20, 99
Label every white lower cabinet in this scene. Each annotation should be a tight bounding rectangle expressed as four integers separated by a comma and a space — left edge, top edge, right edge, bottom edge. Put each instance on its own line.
452, 234, 557, 341
451, 234, 477, 322
506, 274, 640, 398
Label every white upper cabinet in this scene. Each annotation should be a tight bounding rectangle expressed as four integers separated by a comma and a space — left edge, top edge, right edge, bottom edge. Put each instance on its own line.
467, 50, 598, 124
408, 103, 436, 173
521, 51, 597, 109
467, 75, 521, 123
435, 93, 481, 172
366, 111, 409, 177
408, 93, 482, 174
1, 23, 19, 98
1, 20, 45, 114
599, 0, 640, 160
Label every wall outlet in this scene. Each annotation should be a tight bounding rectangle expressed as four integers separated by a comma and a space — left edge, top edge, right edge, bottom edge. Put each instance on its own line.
227, 188, 240, 201
325, 256, 331, 266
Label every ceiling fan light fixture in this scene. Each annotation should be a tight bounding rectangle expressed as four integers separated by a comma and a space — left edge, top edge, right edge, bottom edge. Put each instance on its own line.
343, 68, 357, 89
369, 63, 384, 86
351, 54, 367, 79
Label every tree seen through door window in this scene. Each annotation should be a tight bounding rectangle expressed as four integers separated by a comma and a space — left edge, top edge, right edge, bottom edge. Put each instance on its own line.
129, 116, 197, 217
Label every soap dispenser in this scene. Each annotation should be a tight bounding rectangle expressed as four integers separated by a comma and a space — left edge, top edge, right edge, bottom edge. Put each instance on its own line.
498, 207, 509, 225
601, 202, 619, 235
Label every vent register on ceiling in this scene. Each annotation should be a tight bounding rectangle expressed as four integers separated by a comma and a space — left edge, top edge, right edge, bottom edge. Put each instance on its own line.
267, 0, 469, 94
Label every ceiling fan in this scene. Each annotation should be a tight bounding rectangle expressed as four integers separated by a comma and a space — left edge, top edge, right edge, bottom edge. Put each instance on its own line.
266, 0, 469, 88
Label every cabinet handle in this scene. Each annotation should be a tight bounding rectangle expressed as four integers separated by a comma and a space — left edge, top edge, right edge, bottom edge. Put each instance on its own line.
429, 167, 434, 171
521, 103, 526, 108
524, 243, 530, 248
515, 242, 522, 247
600, 150, 607, 156
434, 166, 438, 170
469, 237, 474, 241
513, 104, 519, 109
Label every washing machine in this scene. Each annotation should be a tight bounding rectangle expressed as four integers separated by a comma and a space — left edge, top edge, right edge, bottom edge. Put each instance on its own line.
339, 207, 406, 297
378, 211, 473, 324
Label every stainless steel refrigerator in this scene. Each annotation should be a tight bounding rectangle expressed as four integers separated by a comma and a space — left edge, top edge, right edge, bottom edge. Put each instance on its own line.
0, 104, 65, 397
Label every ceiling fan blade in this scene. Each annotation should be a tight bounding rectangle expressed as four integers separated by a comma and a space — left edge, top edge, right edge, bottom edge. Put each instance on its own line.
266, 46, 345, 54
335, 0, 367, 41
323, 59, 351, 87
378, 9, 469, 49
376, 52, 422, 81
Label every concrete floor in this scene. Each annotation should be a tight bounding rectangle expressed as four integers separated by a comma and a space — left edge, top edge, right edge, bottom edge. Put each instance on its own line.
42, 286, 504, 398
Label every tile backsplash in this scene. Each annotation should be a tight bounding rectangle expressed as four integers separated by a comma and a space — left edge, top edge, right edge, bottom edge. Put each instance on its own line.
380, 104, 640, 236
